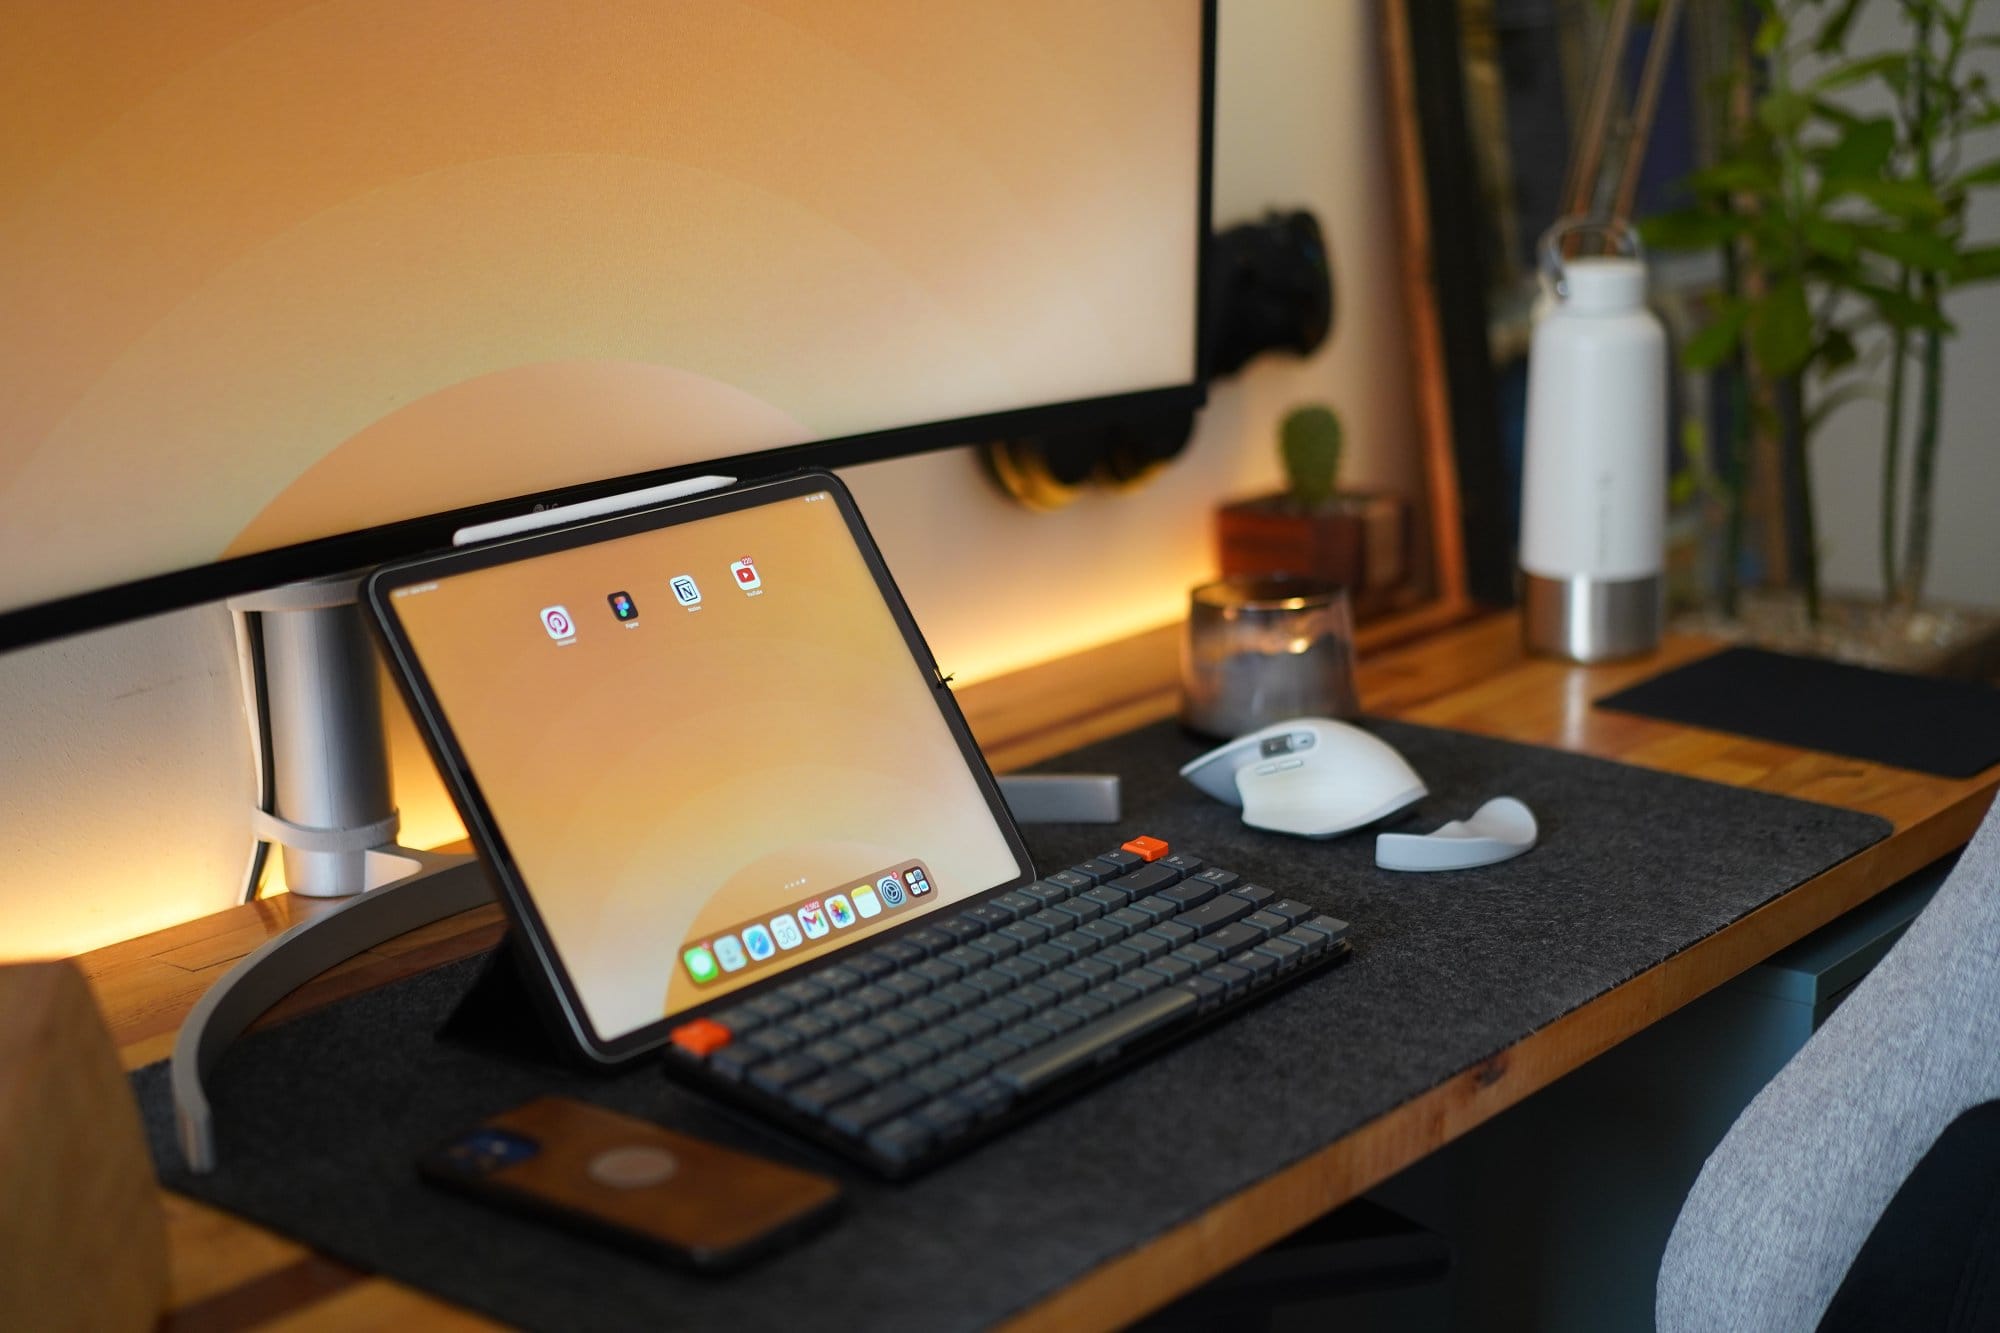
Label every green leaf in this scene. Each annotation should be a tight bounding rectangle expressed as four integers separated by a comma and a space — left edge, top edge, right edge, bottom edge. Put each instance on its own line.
1754, 12, 1786, 57
1814, 0, 1866, 54
1858, 282, 1956, 332
1812, 52, 1910, 95
1957, 158, 2000, 188
1950, 246, 2000, 285
1825, 177, 1950, 219
1815, 327, 1859, 377
1758, 91, 1812, 137
1853, 225, 1961, 272
1802, 216, 1861, 261
1804, 384, 1880, 435
1749, 278, 1813, 376
1684, 301, 1751, 371
1687, 160, 1780, 195
1815, 118, 1896, 178
1639, 210, 1746, 250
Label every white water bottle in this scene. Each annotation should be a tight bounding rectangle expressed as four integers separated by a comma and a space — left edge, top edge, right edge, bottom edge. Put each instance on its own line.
1519, 226, 1666, 662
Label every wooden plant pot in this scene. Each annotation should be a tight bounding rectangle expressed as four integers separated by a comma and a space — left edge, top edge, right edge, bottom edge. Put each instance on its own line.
1215, 491, 1412, 618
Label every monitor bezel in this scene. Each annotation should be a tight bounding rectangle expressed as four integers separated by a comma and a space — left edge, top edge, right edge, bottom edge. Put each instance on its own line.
365, 469, 1041, 1064
0, 0, 1214, 653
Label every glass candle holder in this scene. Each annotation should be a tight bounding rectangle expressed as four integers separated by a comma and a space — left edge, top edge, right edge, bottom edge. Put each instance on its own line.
1180, 575, 1359, 739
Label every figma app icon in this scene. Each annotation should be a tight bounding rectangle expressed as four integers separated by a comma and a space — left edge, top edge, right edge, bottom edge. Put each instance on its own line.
539, 605, 576, 643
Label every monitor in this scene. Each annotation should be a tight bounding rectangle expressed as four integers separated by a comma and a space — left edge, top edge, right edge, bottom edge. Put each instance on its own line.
1, 0, 1211, 649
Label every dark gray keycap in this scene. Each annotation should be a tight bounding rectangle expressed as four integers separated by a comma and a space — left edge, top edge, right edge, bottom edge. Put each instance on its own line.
939, 1050, 992, 1083
1149, 920, 1196, 948
846, 952, 895, 981
874, 940, 926, 967
1193, 867, 1240, 890
973, 1034, 1029, 1066
780, 1011, 836, 1041
1263, 898, 1315, 924
1090, 980, 1142, 1009
1181, 975, 1227, 1012
1231, 884, 1275, 910
905, 927, 955, 955
1018, 881, 1073, 907
745, 1026, 800, 1057
950, 1077, 1017, 1119
746, 993, 798, 1021
1115, 863, 1182, 897
1236, 949, 1279, 983
872, 1009, 921, 1038
829, 1081, 926, 1136
946, 1011, 999, 1042
1026, 908, 1072, 934
1143, 955, 1196, 983
999, 920, 1051, 948
1159, 853, 1205, 875
909, 1024, 968, 1057
866, 1117, 934, 1165
1028, 1004, 1085, 1036
964, 904, 1014, 931
1047, 930, 1098, 961
902, 995, 954, 1026
1301, 914, 1351, 943
880, 972, 930, 1001
1159, 880, 1216, 910
1128, 895, 1179, 924
936, 981, 984, 1013
1098, 849, 1144, 870
1256, 937, 1306, 970
1180, 894, 1252, 936
1282, 926, 1329, 956
961, 968, 1016, 998
815, 964, 865, 993
1171, 943, 1222, 970
1123, 965, 1170, 993
1206, 961, 1252, 997
1023, 942, 1070, 972
1123, 930, 1171, 963
850, 984, 899, 1015
942, 945, 989, 973
1012, 982, 1060, 1012
803, 1038, 857, 1066
1038, 967, 1088, 999
852, 1051, 906, 1082
992, 987, 1196, 1094
915, 1097, 976, 1139
1059, 994, 1113, 1022
1096, 944, 1144, 974
818, 997, 868, 1028
911, 958, 961, 987
1243, 910, 1290, 938
935, 915, 987, 944
976, 996, 1031, 1027
777, 978, 831, 1008
748, 1053, 824, 1095
1049, 896, 1102, 923
1065, 957, 1117, 988
911, 1063, 967, 1097
967, 933, 1020, 961
1203, 922, 1262, 957
994, 891, 1041, 917
1080, 886, 1127, 914
710, 1003, 767, 1035
1046, 869, 1093, 892
789, 1068, 870, 1115
1080, 918, 1129, 947
844, 1023, 889, 1053
995, 955, 1046, 984
1107, 906, 1152, 934
710, 1045, 762, 1081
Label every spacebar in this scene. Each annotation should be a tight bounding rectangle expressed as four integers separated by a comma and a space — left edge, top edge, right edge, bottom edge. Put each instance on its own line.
993, 989, 1197, 1094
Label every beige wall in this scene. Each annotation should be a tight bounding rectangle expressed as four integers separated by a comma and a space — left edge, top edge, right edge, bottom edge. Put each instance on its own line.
0, 0, 1419, 960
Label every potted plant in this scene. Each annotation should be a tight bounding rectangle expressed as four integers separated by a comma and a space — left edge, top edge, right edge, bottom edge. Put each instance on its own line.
1214, 406, 1411, 618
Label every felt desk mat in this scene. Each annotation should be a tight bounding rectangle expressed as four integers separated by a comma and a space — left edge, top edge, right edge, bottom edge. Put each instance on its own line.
1595, 645, 2000, 779
131, 719, 1890, 1332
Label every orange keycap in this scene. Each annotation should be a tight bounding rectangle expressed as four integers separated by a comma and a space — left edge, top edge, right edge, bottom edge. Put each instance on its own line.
1121, 835, 1170, 862
669, 1017, 733, 1057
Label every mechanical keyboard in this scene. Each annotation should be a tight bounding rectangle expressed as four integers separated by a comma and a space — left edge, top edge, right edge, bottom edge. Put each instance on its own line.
664, 837, 1352, 1178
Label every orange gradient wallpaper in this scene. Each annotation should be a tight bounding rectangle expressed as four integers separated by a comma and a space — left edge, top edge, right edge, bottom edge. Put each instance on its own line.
385, 488, 1024, 1040
1, 1, 1202, 615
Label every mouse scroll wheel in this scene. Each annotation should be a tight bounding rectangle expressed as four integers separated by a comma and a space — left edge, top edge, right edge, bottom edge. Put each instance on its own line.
1260, 736, 1293, 757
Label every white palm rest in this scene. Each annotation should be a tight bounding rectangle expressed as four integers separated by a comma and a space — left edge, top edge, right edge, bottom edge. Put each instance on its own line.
1375, 797, 1538, 872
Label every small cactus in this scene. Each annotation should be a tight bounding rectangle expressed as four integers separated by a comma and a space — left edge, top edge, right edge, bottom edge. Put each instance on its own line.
1280, 405, 1343, 509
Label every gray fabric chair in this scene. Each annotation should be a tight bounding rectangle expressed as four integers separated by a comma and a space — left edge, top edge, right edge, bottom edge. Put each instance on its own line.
1657, 792, 2000, 1331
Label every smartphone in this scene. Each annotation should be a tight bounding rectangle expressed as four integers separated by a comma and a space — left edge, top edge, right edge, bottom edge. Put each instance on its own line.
418, 1096, 843, 1271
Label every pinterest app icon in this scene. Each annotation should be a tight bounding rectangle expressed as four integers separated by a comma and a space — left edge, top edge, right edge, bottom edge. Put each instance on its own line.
539, 605, 576, 644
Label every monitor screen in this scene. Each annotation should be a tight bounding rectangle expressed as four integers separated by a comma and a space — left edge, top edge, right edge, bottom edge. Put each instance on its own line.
371, 474, 1030, 1053
2, 1, 1208, 647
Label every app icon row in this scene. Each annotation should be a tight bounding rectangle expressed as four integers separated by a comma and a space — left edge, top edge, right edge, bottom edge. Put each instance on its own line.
681, 864, 935, 985
539, 556, 763, 642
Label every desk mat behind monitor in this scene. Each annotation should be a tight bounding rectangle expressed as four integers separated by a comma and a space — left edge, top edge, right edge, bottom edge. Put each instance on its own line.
131, 719, 1889, 1332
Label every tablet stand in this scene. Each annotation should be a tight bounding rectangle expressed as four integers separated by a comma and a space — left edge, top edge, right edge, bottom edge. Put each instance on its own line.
171, 577, 488, 1173
434, 936, 581, 1071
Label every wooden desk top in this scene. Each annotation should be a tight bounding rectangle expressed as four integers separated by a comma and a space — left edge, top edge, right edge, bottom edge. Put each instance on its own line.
80, 612, 1998, 1331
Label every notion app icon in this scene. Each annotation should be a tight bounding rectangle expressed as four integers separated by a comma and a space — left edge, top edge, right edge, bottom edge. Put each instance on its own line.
770, 914, 804, 950
741, 923, 775, 961
713, 935, 747, 973
681, 945, 718, 985
730, 557, 762, 592
877, 876, 906, 907
539, 605, 576, 643
852, 887, 882, 918
670, 574, 702, 607
825, 894, 856, 929
797, 900, 830, 939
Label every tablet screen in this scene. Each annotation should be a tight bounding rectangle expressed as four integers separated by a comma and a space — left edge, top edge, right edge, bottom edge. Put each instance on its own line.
378, 479, 1027, 1048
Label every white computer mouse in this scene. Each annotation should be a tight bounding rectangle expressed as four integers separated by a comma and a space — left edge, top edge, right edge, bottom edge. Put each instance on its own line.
1180, 717, 1427, 839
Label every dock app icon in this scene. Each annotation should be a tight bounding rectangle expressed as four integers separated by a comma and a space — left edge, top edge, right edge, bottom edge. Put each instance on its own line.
797, 900, 830, 939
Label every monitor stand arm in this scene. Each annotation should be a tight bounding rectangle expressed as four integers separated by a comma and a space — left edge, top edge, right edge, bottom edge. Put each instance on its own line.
171, 576, 489, 1173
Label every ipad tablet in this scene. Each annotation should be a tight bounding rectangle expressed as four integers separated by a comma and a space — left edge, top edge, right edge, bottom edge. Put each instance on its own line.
366, 472, 1035, 1063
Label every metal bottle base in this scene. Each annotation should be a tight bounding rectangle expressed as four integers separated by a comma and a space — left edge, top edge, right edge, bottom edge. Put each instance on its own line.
1521, 571, 1662, 663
